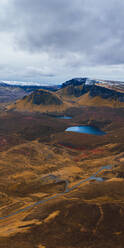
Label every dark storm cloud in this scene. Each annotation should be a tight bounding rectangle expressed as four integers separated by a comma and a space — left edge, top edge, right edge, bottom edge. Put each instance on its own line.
6, 0, 123, 65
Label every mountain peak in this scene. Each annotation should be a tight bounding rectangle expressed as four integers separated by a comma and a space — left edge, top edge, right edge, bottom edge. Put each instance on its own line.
62, 78, 88, 88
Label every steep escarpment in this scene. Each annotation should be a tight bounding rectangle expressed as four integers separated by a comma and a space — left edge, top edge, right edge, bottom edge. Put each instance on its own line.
83, 84, 124, 102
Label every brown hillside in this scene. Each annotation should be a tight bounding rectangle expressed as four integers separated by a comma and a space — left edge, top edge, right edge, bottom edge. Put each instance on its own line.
8, 89, 72, 113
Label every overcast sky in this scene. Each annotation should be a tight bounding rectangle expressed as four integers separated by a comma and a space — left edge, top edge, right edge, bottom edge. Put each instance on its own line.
0, 0, 124, 85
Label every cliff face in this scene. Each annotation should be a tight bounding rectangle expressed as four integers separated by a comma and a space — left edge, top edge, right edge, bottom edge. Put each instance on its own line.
82, 85, 124, 102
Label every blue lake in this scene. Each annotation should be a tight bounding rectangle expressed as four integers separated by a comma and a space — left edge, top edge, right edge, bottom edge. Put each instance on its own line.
65, 126, 106, 136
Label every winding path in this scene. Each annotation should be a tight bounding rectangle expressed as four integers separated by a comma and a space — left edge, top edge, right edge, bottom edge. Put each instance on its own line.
0, 165, 113, 221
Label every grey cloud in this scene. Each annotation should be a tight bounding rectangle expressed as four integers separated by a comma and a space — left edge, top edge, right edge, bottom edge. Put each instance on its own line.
6, 0, 123, 65
0, 0, 124, 82
22, 67, 55, 78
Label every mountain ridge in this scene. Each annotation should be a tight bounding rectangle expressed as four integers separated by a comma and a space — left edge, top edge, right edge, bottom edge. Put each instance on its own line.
2, 77, 124, 110
59, 78, 124, 102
